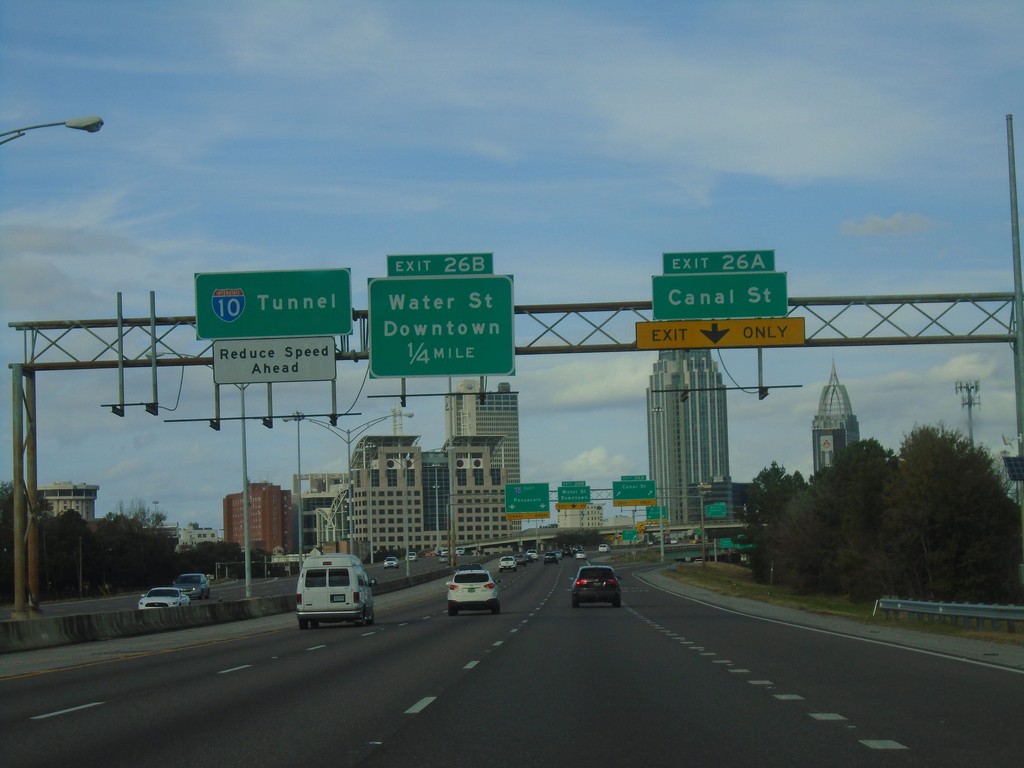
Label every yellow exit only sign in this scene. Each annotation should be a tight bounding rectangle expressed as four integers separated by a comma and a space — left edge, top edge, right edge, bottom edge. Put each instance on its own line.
636, 317, 805, 350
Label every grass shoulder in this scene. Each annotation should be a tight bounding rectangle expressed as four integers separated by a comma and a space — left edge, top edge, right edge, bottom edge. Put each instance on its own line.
656, 560, 1024, 648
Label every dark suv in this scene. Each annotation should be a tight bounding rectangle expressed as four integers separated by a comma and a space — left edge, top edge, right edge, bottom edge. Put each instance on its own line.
571, 565, 621, 607
173, 572, 211, 600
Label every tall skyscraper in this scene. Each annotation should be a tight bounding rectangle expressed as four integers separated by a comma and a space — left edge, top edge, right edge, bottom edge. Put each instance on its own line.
647, 350, 731, 525
812, 362, 860, 473
446, 379, 521, 483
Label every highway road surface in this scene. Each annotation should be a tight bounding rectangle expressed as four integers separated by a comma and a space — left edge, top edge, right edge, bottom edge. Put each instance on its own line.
2, 559, 1022, 767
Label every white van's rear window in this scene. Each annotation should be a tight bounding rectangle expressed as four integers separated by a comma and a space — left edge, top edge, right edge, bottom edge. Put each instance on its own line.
304, 567, 353, 588
328, 569, 351, 587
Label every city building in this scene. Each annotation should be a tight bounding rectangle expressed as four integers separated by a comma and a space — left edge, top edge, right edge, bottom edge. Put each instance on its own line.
812, 362, 861, 474
175, 522, 221, 550
292, 472, 348, 555
223, 482, 291, 552
38, 481, 99, 521
647, 350, 732, 525
447, 379, 520, 483
556, 502, 605, 529
347, 433, 512, 560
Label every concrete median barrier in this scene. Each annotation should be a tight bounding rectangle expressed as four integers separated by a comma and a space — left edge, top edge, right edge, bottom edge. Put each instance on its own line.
1, 568, 453, 654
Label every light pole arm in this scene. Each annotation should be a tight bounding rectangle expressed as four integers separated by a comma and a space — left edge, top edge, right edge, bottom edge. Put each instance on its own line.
0, 116, 104, 147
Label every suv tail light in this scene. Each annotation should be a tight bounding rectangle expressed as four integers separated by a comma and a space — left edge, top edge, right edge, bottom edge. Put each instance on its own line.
449, 584, 460, 591
295, 593, 301, 605
353, 591, 360, 603
485, 582, 495, 589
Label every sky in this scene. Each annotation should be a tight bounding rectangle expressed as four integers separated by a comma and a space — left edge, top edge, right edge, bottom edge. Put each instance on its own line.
1, 1, 1022, 534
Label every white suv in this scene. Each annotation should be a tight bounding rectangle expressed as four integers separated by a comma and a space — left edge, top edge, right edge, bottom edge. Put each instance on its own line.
446, 569, 500, 615
498, 555, 517, 571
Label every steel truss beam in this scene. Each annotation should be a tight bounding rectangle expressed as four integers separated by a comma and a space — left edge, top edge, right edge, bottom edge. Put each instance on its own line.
8, 292, 1017, 370
6, 291, 1019, 618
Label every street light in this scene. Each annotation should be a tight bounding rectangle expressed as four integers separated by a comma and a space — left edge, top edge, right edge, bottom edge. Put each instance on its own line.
297, 412, 413, 560
698, 482, 712, 570
8, 114, 105, 620
0, 115, 104, 147
282, 412, 304, 565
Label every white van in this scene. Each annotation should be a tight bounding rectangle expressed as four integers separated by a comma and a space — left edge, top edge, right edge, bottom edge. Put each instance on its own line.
296, 554, 376, 629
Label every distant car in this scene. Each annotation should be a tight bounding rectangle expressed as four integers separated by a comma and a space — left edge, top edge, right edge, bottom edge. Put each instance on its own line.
173, 572, 210, 600
446, 569, 500, 615
383, 556, 400, 569
543, 551, 559, 564
598, 543, 610, 553
407, 551, 418, 561
513, 552, 528, 566
571, 565, 622, 608
525, 549, 539, 562
574, 550, 587, 559
455, 547, 466, 556
139, 587, 191, 609
499, 555, 518, 572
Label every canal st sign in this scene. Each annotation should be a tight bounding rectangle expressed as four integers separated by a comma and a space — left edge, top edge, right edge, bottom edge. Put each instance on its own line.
652, 272, 788, 321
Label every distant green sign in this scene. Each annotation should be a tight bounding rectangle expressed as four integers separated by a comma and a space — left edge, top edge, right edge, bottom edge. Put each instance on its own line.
622, 529, 638, 542
505, 483, 550, 517
558, 483, 591, 504
195, 269, 352, 340
646, 505, 667, 521
705, 502, 728, 518
613, 479, 656, 507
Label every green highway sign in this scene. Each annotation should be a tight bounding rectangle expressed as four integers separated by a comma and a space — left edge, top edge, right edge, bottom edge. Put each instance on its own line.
613, 479, 657, 507
646, 505, 667, 521
387, 253, 493, 277
622, 529, 638, 542
505, 483, 550, 517
705, 502, 728, 518
195, 269, 352, 340
663, 250, 775, 274
652, 272, 788, 321
558, 482, 591, 504
368, 275, 515, 377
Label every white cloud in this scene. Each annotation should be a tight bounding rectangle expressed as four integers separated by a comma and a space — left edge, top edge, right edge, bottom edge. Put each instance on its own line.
841, 213, 933, 237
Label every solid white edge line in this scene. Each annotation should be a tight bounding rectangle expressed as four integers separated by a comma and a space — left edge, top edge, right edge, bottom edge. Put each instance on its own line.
639, 572, 1024, 675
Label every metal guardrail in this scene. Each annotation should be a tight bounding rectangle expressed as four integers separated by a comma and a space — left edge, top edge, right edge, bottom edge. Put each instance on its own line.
875, 597, 1024, 633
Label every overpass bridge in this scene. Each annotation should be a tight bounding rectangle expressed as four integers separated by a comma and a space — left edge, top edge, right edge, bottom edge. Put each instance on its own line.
468, 521, 746, 555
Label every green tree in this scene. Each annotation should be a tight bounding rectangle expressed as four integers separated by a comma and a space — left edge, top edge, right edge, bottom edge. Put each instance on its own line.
38, 508, 95, 598
741, 462, 807, 583
808, 440, 899, 599
176, 540, 243, 578
94, 510, 177, 591
883, 425, 1020, 602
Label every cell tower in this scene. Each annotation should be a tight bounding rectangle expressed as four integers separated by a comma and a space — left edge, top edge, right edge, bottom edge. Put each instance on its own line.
955, 380, 981, 445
